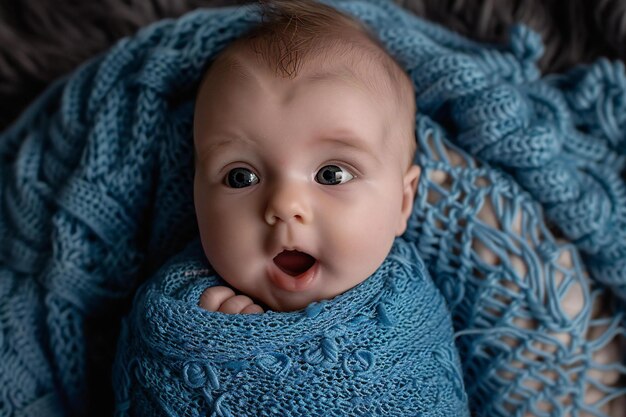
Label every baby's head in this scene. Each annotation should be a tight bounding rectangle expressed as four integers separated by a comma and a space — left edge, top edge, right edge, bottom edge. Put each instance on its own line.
193, 0, 420, 311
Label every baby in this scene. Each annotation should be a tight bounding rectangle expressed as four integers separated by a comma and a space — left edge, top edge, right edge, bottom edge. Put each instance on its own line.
193, 0, 421, 313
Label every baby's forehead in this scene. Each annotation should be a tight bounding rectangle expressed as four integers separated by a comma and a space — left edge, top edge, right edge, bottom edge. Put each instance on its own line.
196, 37, 416, 165
204, 39, 396, 100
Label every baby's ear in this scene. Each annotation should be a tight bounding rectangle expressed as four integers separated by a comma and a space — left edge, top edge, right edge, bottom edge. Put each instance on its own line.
396, 164, 421, 236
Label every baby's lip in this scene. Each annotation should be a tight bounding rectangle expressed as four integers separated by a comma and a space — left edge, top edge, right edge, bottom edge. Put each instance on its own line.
268, 249, 319, 292
273, 250, 316, 276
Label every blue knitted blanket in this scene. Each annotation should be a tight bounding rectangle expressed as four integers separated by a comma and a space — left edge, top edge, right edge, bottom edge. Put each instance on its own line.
1, 0, 625, 416
113, 237, 468, 416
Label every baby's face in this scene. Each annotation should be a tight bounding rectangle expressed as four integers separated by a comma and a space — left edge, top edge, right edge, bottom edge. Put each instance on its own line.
193, 49, 420, 312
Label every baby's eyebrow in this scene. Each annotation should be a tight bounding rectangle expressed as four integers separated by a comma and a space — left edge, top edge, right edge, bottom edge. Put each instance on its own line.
198, 134, 380, 164
318, 135, 381, 164
197, 134, 254, 162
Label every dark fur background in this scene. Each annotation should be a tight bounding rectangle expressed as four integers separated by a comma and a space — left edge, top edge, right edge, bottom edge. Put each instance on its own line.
1, 0, 625, 131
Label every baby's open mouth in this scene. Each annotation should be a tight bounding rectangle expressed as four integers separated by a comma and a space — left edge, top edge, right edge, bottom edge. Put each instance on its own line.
273, 250, 316, 276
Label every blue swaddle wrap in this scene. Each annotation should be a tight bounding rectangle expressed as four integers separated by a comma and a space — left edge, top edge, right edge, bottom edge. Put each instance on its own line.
114, 237, 468, 416
2, 0, 626, 416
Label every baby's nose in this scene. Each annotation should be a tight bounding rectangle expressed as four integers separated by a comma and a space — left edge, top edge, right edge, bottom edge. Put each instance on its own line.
264, 180, 312, 226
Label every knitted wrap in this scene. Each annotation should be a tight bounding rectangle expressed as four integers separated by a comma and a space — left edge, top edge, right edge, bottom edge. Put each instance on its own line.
113, 238, 468, 416
0, 0, 624, 416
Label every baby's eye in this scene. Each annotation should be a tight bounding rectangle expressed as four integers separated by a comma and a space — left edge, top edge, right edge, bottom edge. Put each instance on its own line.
315, 165, 355, 185
225, 167, 259, 188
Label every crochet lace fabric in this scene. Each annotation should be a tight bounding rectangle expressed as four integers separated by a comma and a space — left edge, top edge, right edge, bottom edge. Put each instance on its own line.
113, 238, 468, 416
0, 0, 624, 416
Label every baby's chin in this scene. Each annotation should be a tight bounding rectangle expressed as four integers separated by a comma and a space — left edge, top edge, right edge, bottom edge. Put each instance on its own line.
262, 293, 326, 313
263, 297, 312, 313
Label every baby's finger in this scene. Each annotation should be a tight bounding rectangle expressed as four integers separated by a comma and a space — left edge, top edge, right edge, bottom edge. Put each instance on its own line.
241, 303, 264, 314
199, 286, 236, 311
219, 294, 257, 314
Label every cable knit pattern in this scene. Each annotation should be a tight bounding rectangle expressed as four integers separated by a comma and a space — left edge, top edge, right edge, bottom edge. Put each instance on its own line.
113, 238, 468, 416
393, 20, 626, 300
0, 0, 625, 416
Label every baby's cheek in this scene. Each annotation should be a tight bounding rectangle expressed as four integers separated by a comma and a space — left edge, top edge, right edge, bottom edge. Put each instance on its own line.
198, 210, 250, 275
329, 205, 395, 277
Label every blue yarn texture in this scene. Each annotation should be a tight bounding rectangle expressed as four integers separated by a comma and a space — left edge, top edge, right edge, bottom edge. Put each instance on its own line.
113, 237, 468, 416
1, 0, 625, 416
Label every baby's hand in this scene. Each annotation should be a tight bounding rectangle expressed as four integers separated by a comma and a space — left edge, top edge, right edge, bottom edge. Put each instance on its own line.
199, 286, 264, 314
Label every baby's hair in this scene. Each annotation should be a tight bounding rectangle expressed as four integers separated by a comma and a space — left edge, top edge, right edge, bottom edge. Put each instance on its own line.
248, 0, 379, 79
